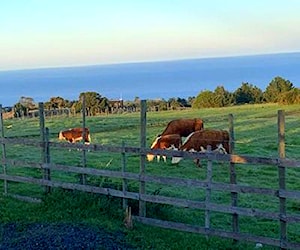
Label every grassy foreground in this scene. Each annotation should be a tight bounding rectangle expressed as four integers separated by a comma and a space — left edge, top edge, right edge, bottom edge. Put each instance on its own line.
0, 103, 300, 249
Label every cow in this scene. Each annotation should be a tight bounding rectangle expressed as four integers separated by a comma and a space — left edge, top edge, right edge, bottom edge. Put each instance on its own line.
159, 118, 204, 137
172, 129, 229, 167
58, 127, 91, 145
147, 134, 182, 162
148, 118, 204, 163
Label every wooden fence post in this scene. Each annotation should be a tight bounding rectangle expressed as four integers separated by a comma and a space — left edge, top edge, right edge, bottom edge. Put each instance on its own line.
44, 127, 51, 192
139, 100, 147, 217
229, 114, 239, 239
278, 110, 287, 249
39, 102, 45, 161
122, 140, 128, 209
81, 94, 87, 185
0, 104, 7, 195
39, 103, 51, 193
205, 145, 212, 232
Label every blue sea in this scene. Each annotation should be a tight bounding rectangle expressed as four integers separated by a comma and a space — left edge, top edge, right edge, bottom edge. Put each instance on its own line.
0, 52, 299, 107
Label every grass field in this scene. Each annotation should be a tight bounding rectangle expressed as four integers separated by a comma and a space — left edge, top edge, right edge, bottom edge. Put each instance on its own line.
0, 103, 300, 249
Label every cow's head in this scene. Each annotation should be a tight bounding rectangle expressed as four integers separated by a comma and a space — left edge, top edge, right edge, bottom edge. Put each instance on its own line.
147, 154, 155, 162
58, 131, 64, 141
195, 118, 204, 131
147, 136, 161, 161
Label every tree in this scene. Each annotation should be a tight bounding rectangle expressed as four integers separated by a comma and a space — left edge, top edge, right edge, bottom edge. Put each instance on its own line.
79, 92, 109, 116
176, 97, 189, 107
98, 96, 109, 113
192, 90, 216, 108
214, 86, 233, 107
49, 97, 66, 109
233, 82, 263, 104
72, 101, 82, 114
278, 88, 300, 105
133, 97, 141, 109
187, 96, 195, 107
167, 98, 181, 110
158, 100, 168, 111
147, 99, 168, 111
13, 96, 37, 117
263, 76, 294, 103
19, 96, 37, 110
14, 102, 27, 118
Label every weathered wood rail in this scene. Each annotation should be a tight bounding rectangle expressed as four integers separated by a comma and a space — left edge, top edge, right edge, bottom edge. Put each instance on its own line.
0, 102, 300, 249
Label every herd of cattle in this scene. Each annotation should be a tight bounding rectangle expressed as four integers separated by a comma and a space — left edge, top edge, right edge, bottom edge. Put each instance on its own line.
146, 118, 229, 166
58, 118, 229, 167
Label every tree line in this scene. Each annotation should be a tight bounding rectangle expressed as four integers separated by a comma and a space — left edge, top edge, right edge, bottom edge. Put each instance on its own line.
6, 76, 300, 118
192, 76, 298, 108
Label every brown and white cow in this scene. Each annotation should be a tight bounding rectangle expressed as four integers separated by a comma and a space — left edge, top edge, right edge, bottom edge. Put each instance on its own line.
159, 118, 204, 137
148, 118, 204, 162
172, 129, 229, 166
58, 127, 91, 145
147, 134, 182, 162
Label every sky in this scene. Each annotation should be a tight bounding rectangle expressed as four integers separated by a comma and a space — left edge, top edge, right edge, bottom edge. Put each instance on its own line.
1, 0, 300, 71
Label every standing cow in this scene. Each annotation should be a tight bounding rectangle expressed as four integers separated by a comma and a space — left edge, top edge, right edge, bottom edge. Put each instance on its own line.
172, 129, 229, 167
148, 118, 204, 162
159, 118, 204, 137
58, 127, 91, 145
147, 134, 182, 162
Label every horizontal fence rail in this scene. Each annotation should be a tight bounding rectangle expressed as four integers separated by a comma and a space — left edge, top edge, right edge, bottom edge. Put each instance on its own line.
1, 160, 300, 223
1, 137, 300, 168
1, 161, 300, 250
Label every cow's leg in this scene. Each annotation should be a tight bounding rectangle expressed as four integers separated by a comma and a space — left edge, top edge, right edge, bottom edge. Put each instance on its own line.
194, 158, 201, 167
162, 155, 167, 162
84, 142, 91, 152
156, 155, 161, 162
67, 142, 72, 152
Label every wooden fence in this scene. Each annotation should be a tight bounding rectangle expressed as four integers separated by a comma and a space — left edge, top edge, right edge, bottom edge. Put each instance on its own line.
0, 101, 300, 249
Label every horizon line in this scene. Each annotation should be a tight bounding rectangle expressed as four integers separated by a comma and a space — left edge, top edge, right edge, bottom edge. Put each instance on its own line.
1, 51, 299, 73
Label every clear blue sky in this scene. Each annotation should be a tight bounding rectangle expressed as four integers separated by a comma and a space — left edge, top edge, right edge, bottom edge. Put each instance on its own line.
1, 0, 299, 70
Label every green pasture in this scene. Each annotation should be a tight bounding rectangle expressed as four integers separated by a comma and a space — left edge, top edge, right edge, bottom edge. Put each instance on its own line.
0, 103, 300, 249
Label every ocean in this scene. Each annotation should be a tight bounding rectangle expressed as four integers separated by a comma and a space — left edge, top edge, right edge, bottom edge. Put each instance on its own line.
0, 52, 299, 107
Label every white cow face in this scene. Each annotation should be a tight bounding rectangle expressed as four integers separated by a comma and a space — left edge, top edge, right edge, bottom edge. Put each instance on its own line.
147, 154, 155, 161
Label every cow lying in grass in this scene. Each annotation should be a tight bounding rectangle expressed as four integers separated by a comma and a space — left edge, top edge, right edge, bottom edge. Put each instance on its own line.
172, 129, 229, 167
58, 127, 91, 145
